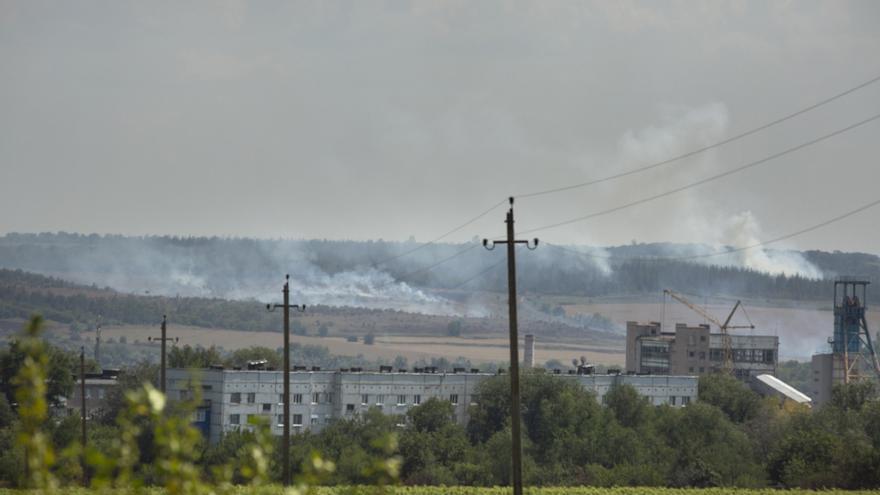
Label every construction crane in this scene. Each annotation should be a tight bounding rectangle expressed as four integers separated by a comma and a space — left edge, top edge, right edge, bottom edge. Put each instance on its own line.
663, 289, 755, 374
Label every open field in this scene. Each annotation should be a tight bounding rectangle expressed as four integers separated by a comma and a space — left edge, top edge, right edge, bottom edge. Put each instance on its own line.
81, 325, 626, 366
1, 487, 877, 495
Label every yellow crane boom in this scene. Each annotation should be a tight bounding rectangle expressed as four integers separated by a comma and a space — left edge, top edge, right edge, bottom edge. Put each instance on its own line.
663, 289, 755, 374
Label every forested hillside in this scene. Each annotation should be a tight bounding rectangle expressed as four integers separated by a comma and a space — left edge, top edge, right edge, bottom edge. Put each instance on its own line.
2, 233, 877, 303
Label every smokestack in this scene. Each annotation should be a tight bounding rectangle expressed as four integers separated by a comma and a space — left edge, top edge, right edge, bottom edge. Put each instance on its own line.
524, 334, 535, 368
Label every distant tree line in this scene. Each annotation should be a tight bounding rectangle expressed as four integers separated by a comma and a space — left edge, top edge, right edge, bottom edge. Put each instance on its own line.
2, 233, 878, 301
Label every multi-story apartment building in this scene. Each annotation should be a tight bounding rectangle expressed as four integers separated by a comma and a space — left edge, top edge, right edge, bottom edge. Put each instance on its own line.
626, 321, 778, 380
167, 367, 698, 444
65, 368, 120, 419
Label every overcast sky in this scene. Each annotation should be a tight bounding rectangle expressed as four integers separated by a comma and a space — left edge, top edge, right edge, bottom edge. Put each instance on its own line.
2, 1, 879, 253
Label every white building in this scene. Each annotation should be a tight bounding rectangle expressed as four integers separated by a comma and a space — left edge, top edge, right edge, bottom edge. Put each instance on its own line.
167, 368, 698, 444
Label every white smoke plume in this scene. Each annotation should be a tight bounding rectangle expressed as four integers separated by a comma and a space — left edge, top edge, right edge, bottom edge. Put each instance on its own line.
714, 211, 822, 279
611, 102, 823, 279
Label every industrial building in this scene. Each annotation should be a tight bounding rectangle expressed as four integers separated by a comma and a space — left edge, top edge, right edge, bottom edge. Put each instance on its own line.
810, 278, 880, 405
167, 367, 698, 444
625, 321, 779, 380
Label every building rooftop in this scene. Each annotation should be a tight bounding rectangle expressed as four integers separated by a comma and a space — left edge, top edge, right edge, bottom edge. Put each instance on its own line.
754, 374, 811, 404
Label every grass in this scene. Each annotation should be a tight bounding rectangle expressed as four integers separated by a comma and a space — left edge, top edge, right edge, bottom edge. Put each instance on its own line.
2, 487, 878, 495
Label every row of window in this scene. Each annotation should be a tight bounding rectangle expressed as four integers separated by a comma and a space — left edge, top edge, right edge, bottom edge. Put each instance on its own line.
83, 388, 107, 400
708, 349, 776, 364
228, 413, 328, 427
229, 392, 334, 405
229, 392, 465, 407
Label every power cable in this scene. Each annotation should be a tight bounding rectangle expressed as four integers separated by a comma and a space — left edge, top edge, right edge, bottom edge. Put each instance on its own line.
544, 197, 880, 263
520, 112, 880, 235
446, 258, 507, 290
517, 74, 880, 199
372, 199, 508, 267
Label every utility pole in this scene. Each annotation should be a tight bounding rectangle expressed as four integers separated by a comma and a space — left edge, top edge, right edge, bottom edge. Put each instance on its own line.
483, 197, 538, 495
267, 275, 306, 487
80, 346, 88, 487
94, 315, 102, 373
148, 315, 178, 394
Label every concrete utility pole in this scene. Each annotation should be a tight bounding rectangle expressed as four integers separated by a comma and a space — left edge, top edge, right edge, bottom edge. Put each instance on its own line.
148, 315, 178, 394
80, 346, 88, 487
483, 197, 538, 495
267, 275, 306, 487
94, 315, 102, 373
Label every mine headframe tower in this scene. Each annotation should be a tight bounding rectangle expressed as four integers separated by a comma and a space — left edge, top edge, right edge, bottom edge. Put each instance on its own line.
831, 278, 880, 383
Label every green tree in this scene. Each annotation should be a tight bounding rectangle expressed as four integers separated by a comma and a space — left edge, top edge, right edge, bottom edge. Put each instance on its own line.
224, 346, 281, 370
446, 320, 463, 337
0, 337, 76, 407
167, 345, 222, 369
698, 373, 761, 423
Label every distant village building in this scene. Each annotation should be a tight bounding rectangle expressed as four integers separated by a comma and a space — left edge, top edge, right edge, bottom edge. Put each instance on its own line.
66, 368, 120, 419
625, 321, 779, 380
167, 367, 698, 444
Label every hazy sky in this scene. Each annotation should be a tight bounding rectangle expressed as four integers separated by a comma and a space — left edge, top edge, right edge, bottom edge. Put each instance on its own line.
2, 1, 879, 253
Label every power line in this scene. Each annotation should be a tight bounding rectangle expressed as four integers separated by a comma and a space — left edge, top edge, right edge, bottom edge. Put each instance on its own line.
544, 197, 880, 263
393, 243, 480, 280
520, 112, 880, 235
517, 74, 880, 199
372, 199, 508, 267
445, 258, 507, 290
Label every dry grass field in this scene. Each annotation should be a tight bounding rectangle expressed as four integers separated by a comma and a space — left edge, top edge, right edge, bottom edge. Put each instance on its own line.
81, 325, 626, 366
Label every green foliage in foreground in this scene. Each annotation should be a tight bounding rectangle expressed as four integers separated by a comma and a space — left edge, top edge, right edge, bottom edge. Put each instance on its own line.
4, 316, 880, 490
2, 487, 880, 495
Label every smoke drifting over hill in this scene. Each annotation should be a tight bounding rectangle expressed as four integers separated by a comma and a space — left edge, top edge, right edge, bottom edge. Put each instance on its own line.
0, 233, 877, 318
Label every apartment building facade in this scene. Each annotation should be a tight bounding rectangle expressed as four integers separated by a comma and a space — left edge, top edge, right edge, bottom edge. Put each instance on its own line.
167, 368, 698, 444
626, 321, 778, 380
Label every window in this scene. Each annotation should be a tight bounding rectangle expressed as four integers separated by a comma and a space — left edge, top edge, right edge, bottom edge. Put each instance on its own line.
639, 340, 670, 374
85, 389, 92, 399
699, 367, 705, 373
276, 414, 284, 426
450, 394, 459, 405
670, 396, 677, 406
413, 394, 421, 405
293, 393, 303, 404
325, 392, 334, 404
700, 335, 706, 342
681, 396, 691, 405
698, 352, 706, 360
361, 394, 369, 405
688, 367, 694, 372
192, 410, 207, 422
262, 403, 271, 412
346, 404, 355, 413
278, 394, 284, 404
98, 389, 106, 399
376, 394, 385, 405
312, 392, 320, 404
229, 414, 240, 425
247, 392, 256, 404
231, 393, 241, 404
179, 390, 190, 400
688, 351, 695, 358
310, 415, 319, 425
292, 414, 303, 426
397, 395, 407, 406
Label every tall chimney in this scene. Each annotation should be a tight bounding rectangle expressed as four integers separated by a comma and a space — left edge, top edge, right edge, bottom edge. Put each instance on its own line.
524, 334, 535, 368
